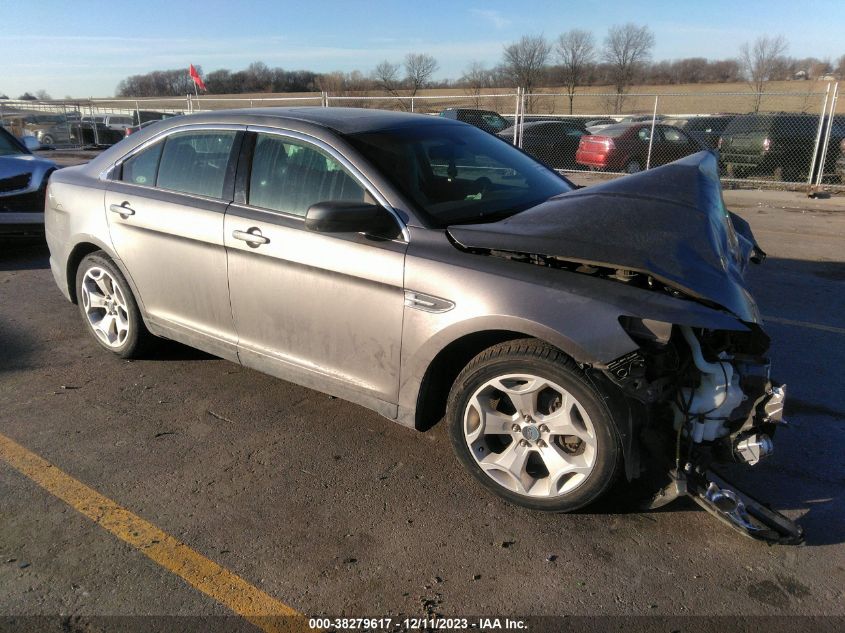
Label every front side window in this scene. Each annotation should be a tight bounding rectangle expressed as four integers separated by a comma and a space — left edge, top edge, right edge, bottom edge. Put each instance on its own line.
248, 133, 366, 216
344, 123, 573, 227
156, 131, 237, 198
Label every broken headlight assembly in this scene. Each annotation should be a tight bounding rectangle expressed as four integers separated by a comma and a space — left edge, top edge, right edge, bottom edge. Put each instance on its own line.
609, 317, 802, 544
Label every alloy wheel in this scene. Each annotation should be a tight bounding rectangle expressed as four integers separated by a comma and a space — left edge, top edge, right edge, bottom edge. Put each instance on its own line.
462, 373, 598, 498
80, 266, 131, 348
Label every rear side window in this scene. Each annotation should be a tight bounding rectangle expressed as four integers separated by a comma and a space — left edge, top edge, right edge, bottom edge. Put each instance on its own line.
248, 133, 366, 216
724, 116, 771, 134
121, 141, 163, 186
156, 131, 237, 198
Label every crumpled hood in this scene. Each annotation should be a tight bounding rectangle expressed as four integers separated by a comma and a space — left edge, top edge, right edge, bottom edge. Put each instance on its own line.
448, 152, 764, 323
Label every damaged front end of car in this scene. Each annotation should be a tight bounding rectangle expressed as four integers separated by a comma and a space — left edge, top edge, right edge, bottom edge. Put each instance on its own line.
605, 317, 800, 544
448, 152, 802, 544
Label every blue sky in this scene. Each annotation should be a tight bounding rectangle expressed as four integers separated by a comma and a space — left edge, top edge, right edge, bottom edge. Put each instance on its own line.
0, 0, 842, 97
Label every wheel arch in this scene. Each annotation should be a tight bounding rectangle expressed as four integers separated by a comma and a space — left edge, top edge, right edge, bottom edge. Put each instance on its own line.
406, 325, 642, 481
65, 240, 149, 326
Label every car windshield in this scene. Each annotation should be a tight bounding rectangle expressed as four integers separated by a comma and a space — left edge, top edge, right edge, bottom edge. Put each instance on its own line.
0, 130, 26, 156
344, 123, 573, 227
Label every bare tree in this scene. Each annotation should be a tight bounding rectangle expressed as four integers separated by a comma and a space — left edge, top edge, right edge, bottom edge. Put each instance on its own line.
502, 35, 551, 111
739, 35, 788, 112
603, 23, 655, 113
461, 61, 492, 107
405, 53, 439, 98
372, 60, 406, 109
556, 29, 595, 114
837, 54, 845, 78
34, 89, 52, 101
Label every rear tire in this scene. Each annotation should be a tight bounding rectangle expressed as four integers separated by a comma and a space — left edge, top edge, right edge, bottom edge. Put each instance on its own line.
75, 252, 154, 358
625, 159, 643, 174
445, 339, 622, 512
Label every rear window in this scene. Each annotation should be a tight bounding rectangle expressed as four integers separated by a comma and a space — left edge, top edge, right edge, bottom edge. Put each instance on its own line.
598, 125, 632, 138
723, 116, 772, 134
156, 131, 237, 198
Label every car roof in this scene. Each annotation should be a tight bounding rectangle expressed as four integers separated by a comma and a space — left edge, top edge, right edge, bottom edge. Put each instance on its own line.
186, 107, 461, 134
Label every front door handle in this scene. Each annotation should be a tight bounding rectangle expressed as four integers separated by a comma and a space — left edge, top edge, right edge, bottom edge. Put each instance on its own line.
109, 202, 135, 217
232, 228, 270, 246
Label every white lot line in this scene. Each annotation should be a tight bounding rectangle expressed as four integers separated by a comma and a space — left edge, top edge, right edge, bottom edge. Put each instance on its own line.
763, 315, 845, 335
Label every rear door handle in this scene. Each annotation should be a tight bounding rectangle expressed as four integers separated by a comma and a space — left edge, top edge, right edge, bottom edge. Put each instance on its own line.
232, 228, 270, 246
109, 202, 135, 217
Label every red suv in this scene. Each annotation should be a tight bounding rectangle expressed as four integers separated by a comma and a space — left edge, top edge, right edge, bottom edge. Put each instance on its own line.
576, 123, 704, 173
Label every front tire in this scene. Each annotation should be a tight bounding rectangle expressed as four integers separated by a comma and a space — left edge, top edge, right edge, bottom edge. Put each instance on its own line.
446, 339, 621, 512
75, 252, 153, 358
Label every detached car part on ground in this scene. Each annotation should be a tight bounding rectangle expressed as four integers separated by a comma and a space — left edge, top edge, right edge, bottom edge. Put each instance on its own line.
45, 108, 801, 544
0, 126, 57, 235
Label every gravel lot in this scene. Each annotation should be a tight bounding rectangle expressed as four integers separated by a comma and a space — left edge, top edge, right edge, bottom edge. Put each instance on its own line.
1, 166, 844, 630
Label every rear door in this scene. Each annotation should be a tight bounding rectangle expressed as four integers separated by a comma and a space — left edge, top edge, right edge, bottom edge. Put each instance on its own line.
105, 126, 244, 360
223, 129, 407, 414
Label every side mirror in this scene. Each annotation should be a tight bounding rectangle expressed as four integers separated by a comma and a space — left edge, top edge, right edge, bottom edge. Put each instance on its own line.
22, 136, 41, 151
305, 201, 399, 237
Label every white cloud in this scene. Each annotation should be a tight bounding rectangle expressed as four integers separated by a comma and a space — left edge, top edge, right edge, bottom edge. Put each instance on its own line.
469, 9, 510, 30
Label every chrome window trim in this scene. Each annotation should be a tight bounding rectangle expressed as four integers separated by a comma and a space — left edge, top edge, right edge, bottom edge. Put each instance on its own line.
246, 125, 410, 242
98, 123, 247, 182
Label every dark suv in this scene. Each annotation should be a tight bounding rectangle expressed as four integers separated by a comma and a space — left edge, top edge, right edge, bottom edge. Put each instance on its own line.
719, 113, 845, 182
439, 108, 510, 134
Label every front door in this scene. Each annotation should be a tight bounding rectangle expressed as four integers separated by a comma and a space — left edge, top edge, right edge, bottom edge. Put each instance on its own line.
105, 127, 244, 360
224, 130, 407, 415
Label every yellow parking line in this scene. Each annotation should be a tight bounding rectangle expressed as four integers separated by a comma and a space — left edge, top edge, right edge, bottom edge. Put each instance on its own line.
0, 432, 307, 633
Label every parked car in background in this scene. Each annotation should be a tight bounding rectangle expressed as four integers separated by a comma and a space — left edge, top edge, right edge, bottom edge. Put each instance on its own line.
498, 119, 588, 169
124, 120, 161, 137
618, 114, 665, 124
585, 118, 619, 133
439, 108, 510, 134
133, 110, 180, 125
101, 114, 134, 132
718, 113, 845, 182
70, 121, 124, 146
576, 123, 706, 173
665, 115, 735, 150
2, 114, 71, 145
0, 126, 57, 235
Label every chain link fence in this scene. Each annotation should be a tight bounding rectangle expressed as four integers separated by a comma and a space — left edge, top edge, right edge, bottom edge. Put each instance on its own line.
1, 85, 842, 191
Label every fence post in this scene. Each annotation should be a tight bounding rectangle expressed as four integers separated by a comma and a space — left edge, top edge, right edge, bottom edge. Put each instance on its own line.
512, 88, 521, 146
815, 82, 839, 187
0, 100, 4, 129
410, 97, 415, 113
518, 88, 526, 148
807, 83, 832, 190
135, 100, 140, 126
63, 103, 72, 148
645, 95, 659, 170
89, 100, 99, 146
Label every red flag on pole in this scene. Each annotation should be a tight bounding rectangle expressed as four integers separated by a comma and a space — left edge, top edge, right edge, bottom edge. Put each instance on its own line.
189, 64, 207, 91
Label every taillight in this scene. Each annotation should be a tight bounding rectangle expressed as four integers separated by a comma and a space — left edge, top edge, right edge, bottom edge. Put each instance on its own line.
717, 136, 723, 149
125, 128, 132, 137
601, 138, 615, 151
763, 138, 771, 152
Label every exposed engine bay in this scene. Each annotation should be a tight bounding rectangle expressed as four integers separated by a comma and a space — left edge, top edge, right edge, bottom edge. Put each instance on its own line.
606, 318, 801, 544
